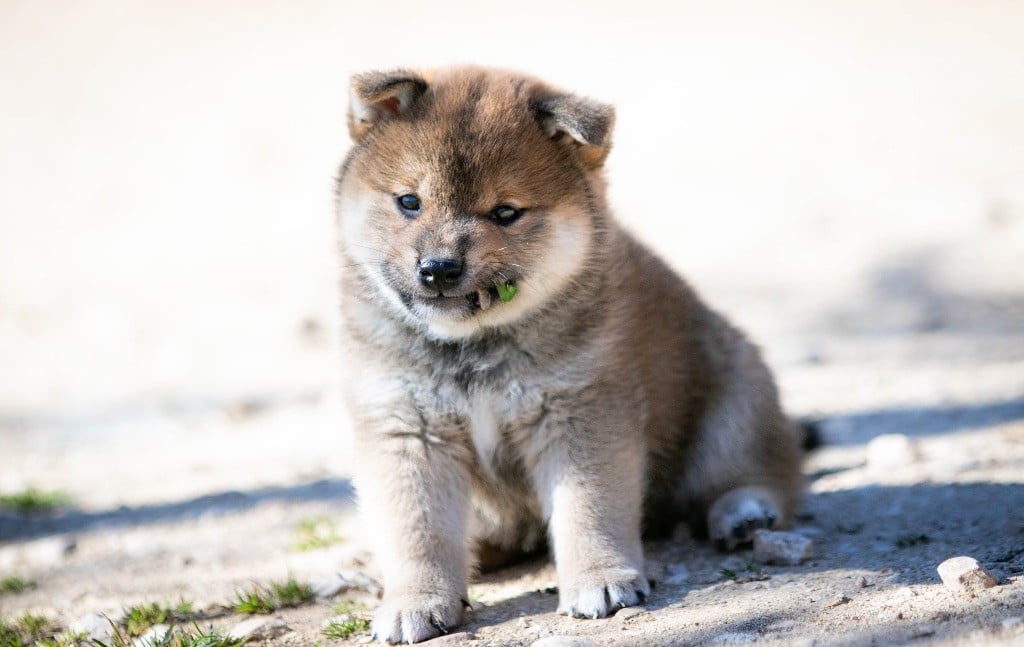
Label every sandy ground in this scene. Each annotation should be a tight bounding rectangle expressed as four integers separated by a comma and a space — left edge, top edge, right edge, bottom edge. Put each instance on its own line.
1, 1, 1023, 645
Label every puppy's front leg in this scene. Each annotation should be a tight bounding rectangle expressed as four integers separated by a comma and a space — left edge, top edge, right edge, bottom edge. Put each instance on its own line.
532, 418, 650, 618
354, 426, 470, 644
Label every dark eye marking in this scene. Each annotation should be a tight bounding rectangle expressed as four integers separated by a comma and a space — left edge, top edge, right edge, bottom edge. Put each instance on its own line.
489, 204, 524, 226
396, 193, 422, 217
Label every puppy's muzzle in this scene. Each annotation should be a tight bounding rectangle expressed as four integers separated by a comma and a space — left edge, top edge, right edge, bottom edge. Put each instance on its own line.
418, 257, 464, 292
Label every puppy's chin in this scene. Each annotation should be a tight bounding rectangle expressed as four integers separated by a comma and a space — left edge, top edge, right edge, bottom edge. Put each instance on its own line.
415, 287, 533, 341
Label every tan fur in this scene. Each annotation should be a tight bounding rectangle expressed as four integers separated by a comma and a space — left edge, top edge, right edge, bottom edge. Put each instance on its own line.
335, 66, 804, 644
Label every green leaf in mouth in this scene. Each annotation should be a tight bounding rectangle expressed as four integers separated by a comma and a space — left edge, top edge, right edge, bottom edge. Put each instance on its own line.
496, 282, 518, 303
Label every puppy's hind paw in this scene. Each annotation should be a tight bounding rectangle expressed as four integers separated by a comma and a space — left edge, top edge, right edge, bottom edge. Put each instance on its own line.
708, 486, 783, 552
371, 592, 464, 644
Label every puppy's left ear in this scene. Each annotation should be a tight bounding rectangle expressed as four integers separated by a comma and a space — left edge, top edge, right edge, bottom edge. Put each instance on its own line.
533, 94, 615, 168
348, 69, 428, 140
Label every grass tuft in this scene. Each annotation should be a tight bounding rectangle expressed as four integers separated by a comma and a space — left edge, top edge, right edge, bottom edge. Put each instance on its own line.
895, 533, 930, 548
0, 488, 70, 515
321, 617, 371, 640
293, 517, 345, 552
232, 577, 315, 614
0, 620, 22, 647
36, 630, 88, 647
0, 613, 63, 647
122, 601, 194, 637
94, 623, 246, 647
322, 599, 371, 640
231, 588, 275, 615
269, 578, 315, 608
0, 575, 35, 594
16, 614, 48, 637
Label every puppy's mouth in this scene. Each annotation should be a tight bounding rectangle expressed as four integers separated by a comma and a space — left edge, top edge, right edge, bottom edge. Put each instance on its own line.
467, 285, 501, 312
400, 282, 515, 315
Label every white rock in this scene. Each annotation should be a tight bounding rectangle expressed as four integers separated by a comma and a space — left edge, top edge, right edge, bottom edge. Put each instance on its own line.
0, 535, 78, 569
421, 632, 476, 644
615, 607, 647, 621
227, 617, 290, 640
1002, 616, 1022, 630
133, 624, 170, 647
753, 530, 813, 565
313, 569, 381, 598
866, 434, 918, 473
68, 613, 114, 641
825, 593, 851, 608
937, 556, 998, 595
530, 637, 596, 647
896, 586, 918, 600
313, 573, 348, 598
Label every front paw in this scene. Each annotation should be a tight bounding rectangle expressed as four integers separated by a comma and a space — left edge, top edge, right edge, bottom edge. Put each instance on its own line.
372, 592, 465, 644
558, 566, 650, 619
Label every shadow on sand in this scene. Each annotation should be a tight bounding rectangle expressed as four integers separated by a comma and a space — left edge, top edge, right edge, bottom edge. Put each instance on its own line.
819, 397, 1024, 446
0, 477, 354, 543
462, 480, 1024, 645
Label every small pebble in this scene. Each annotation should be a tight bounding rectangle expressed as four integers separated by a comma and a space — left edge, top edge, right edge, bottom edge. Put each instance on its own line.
227, 617, 290, 640
1002, 616, 1023, 630
68, 613, 114, 641
753, 530, 813, 565
856, 576, 868, 588
866, 434, 918, 473
133, 624, 170, 647
937, 556, 998, 595
423, 632, 476, 644
825, 594, 851, 608
0, 535, 79, 569
313, 569, 381, 598
897, 586, 918, 599
615, 607, 647, 621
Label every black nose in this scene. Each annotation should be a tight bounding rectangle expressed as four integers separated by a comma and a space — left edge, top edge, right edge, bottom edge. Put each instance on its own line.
418, 257, 464, 291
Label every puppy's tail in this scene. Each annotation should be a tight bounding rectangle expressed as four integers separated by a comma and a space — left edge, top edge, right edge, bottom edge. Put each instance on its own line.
798, 418, 823, 451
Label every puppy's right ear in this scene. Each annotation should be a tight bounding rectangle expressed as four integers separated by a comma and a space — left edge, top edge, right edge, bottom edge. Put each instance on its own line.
347, 69, 428, 140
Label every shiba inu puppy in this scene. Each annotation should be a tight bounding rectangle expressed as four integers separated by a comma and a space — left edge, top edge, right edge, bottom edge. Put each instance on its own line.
335, 66, 804, 644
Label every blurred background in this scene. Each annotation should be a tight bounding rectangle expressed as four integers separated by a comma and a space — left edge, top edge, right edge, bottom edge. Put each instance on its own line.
2, 0, 1022, 514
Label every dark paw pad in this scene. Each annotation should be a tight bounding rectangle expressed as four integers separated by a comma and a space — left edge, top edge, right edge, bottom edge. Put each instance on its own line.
731, 513, 776, 541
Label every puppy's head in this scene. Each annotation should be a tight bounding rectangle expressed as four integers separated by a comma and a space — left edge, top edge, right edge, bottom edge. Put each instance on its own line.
337, 66, 614, 340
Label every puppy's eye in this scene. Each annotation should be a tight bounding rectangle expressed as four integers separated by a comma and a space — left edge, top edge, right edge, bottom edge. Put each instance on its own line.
490, 204, 523, 226
396, 193, 422, 216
